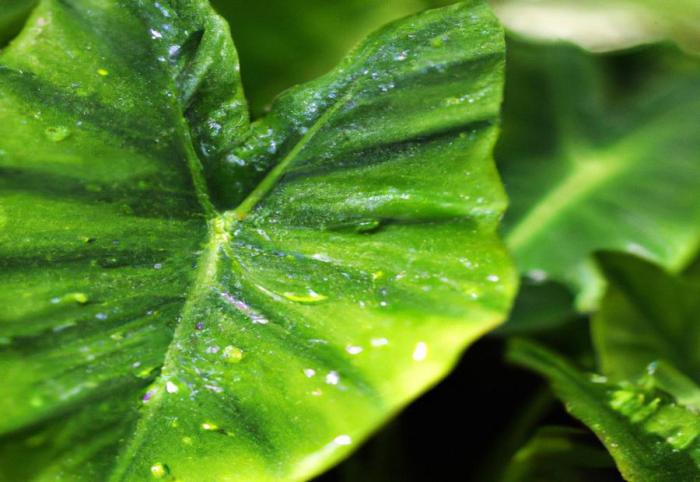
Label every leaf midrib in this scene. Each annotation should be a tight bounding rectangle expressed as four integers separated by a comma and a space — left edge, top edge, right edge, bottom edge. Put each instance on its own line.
110, 46, 357, 478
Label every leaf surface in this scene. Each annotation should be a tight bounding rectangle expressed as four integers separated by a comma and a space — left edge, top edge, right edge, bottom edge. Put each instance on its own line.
499, 41, 700, 308
0, 1, 515, 481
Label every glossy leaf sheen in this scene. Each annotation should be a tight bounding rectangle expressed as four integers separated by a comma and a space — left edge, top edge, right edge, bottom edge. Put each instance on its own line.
499, 41, 700, 308
510, 340, 700, 482
0, 1, 515, 481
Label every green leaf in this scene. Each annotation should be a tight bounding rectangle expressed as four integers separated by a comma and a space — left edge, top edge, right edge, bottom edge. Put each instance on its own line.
0, 1, 515, 481
496, 279, 575, 335
592, 252, 700, 386
509, 339, 700, 482
491, 0, 700, 53
499, 40, 700, 309
503, 426, 618, 482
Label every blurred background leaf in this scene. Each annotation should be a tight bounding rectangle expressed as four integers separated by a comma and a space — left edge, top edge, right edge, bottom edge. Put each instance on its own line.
502, 426, 620, 482
498, 40, 700, 309
592, 252, 700, 385
210, 0, 452, 115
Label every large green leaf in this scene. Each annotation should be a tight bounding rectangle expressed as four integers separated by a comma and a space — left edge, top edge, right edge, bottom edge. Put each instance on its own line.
592, 253, 700, 386
499, 40, 700, 308
509, 339, 700, 482
491, 0, 700, 53
0, 1, 515, 481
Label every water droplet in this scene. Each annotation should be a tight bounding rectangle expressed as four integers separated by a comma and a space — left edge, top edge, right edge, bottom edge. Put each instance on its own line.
325, 371, 340, 385
371, 337, 389, 347
222, 345, 244, 363
346, 345, 363, 355
95, 312, 108, 320
165, 381, 178, 393
153, 263, 163, 270
333, 434, 352, 446
282, 290, 327, 303
303, 368, 316, 378
44, 126, 70, 142
394, 51, 408, 61
97, 68, 109, 76
486, 274, 500, 283
149, 29, 163, 39
150, 463, 168, 478
413, 342, 428, 362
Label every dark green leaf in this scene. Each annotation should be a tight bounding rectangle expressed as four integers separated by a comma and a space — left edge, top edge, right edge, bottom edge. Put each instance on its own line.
509, 339, 700, 482
592, 252, 700, 385
209, 0, 428, 115
499, 40, 700, 308
496, 279, 576, 335
0, 1, 515, 480
0, 0, 37, 45
503, 426, 619, 482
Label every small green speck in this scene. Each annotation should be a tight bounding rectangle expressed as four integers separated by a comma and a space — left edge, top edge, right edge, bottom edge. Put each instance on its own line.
430, 36, 444, 47
222, 345, 244, 363
66, 292, 89, 304
97, 68, 109, 76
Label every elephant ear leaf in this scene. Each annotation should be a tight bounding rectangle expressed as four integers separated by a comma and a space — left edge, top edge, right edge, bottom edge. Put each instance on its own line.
499, 40, 700, 309
0, 1, 515, 481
